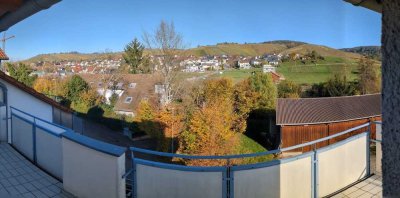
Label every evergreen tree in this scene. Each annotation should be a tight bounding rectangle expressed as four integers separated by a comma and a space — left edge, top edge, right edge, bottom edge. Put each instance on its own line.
358, 57, 380, 94
123, 38, 150, 74
7, 63, 37, 87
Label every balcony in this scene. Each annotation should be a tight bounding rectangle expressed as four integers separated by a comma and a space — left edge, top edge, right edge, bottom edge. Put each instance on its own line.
0, 106, 383, 198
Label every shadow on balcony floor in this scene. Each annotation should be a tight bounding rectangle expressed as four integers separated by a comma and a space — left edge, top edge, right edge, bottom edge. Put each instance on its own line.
0, 143, 74, 198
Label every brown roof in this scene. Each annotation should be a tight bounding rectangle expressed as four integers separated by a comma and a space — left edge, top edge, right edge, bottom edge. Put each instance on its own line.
79, 73, 162, 113
0, 71, 72, 113
276, 94, 381, 125
0, 49, 9, 60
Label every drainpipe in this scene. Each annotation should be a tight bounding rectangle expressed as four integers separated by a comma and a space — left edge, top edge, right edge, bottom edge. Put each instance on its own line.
344, 0, 382, 13
0, 0, 61, 32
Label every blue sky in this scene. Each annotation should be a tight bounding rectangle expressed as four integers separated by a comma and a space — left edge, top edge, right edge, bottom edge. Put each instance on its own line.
5, 0, 381, 60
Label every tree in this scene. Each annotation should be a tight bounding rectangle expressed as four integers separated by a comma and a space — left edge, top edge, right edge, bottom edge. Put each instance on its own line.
143, 20, 185, 106
325, 74, 357, 97
123, 38, 150, 74
248, 72, 277, 110
64, 75, 89, 103
135, 99, 161, 139
7, 63, 37, 87
178, 78, 240, 165
358, 57, 380, 94
278, 80, 301, 98
72, 88, 102, 113
233, 79, 258, 133
33, 78, 56, 95
156, 108, 184, 152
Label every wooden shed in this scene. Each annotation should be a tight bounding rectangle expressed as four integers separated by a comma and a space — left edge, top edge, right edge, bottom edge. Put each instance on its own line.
276, 94, 381, 153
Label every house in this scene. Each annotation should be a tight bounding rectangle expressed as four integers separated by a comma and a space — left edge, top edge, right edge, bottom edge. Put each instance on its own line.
80, 73, 162, 117
263, 64, 276, 73
276, 94, 381, 153
236, 60, 251, 69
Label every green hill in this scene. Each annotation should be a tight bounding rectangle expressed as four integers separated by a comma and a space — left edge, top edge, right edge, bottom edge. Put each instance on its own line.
22, 40, 363, 63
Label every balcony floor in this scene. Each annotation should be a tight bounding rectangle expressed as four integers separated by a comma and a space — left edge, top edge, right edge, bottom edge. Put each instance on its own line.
331, 174, 382, 198
0, 143, 73, 198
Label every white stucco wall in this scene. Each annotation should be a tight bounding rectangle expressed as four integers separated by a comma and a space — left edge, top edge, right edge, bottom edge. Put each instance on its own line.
62, 138, 125, 198
0, 79, 54, 142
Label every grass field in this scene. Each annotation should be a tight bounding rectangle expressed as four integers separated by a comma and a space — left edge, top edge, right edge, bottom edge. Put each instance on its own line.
276, 57, 359, 84
210, 68, 262, 82
235, 133, 274, 165
177, 57, 377, 85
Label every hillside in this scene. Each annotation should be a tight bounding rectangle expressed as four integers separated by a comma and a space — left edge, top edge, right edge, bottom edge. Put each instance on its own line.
340, 46, 381, 60
24, 52, 123, 63
23, 40, 362, 63
280, 44, 361, 61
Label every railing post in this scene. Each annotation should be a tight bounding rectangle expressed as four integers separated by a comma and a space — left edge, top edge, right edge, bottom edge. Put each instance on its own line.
312, 143, 318, 198
367, 122, 371, 177
33, 117, 37, 163
131, 150, 136, 198
226, 159, 232, 198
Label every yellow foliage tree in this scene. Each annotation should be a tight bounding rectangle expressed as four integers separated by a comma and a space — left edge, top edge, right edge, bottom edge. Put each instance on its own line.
33, 78, 56, 95
135, 100, 162, 140
156, 107, 184, 152
178, 78, 239, 166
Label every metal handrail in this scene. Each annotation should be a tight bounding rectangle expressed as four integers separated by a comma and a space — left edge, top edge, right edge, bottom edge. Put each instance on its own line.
10, 106, 72, 132
130, 122, 371, 160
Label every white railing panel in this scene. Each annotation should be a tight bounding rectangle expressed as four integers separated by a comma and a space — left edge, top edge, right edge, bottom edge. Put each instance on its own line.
136, 163, 223, 198
36, 127, 63, 179
280, 155, 313, 198
233, 164, 280, 198
317, 133, 368, 197
11, 115, 34, 160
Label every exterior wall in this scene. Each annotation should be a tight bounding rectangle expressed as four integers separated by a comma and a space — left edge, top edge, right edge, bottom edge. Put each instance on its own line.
382, 1, 400, 195
0, 79, 53, 142
280, 124, 329, 152
280, 117, 380, 152
62, 135, 126, 198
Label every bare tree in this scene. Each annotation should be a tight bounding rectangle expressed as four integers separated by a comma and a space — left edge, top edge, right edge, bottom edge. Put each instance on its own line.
143, 20, 185, 106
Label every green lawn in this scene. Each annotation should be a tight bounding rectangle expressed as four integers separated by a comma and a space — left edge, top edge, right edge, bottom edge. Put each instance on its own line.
277, 57, 359, 84
234, 133, 274, 165
210, 68, 262, 83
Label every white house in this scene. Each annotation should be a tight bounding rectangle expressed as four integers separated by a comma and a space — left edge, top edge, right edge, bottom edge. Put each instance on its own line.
237, 61, 251, 69
263, 65, 276, 73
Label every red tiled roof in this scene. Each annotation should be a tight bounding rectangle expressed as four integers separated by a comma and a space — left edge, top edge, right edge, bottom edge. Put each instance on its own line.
276, 94, 381, 125
0, 71, 72, 113
0, 49, 9, 60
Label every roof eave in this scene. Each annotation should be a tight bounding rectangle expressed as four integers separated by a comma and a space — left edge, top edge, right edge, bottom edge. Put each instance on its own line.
0, 0, 62, 32
344, 0, 382, 13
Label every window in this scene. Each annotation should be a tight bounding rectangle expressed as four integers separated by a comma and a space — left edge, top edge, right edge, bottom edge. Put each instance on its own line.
155, 84, 165, 94
129, 83, 137, 89
116, 82, 124, 89
124, 97, 133, 104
